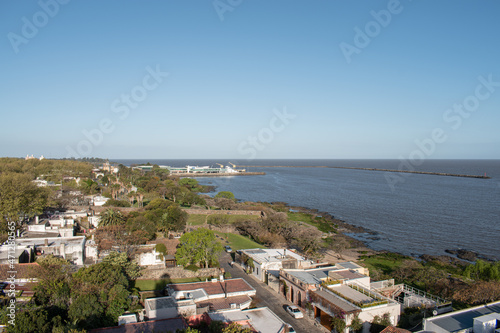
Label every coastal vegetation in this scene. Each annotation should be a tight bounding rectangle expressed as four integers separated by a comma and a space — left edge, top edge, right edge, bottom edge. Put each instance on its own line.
1, 157, 499, 331
361, 252, 500, 307
0, 254, 141, 332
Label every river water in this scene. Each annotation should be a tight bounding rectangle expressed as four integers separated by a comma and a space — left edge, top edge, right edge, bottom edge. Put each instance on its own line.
116, 159, 500, 260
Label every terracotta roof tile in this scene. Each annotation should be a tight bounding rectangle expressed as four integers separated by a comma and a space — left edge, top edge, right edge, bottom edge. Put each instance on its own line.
0, 263, 39, 280
380, 326, 411, 333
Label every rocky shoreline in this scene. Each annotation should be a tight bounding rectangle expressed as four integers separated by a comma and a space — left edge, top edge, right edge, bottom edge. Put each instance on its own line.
268, 202, 496, 264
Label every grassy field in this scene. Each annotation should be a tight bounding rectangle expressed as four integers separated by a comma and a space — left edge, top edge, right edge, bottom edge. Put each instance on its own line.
213, 231, 265, 251
133, 277, 207, 291
360, 252, 409, 276
188, 213, 261, 226
287, 212, 337, 233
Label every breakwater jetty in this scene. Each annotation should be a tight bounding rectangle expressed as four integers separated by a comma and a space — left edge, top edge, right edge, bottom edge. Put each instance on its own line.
235, 165, 490, 179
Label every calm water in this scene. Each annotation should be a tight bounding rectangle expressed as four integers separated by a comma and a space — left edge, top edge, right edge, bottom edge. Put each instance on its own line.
116, 159, 500, 259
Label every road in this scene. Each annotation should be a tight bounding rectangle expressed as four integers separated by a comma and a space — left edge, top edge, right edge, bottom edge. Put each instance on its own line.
219, 251, 328, 333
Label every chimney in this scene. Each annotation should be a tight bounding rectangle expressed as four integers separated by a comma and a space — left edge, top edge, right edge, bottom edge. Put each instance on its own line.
35, 216, 39, 224
284, 249, 287, 257
225, 281, 227, 299
44, 239, 48, 246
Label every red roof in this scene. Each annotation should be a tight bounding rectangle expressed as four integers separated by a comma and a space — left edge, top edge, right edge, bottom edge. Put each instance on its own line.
380, 326, 411, 333
0, 263, 39, 280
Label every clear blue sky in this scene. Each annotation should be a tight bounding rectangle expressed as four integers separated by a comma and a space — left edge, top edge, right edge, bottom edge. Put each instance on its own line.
1, 0, 499, 159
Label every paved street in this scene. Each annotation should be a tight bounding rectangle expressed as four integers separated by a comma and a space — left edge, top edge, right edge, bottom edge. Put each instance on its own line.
219, 252, 328, 333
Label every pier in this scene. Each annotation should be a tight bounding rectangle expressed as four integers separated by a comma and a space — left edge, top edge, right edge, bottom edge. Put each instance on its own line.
234, 165, 490, 179
176, 171, 266, 178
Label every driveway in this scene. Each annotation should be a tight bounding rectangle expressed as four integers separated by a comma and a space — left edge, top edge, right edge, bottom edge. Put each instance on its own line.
219, 252, 328, 333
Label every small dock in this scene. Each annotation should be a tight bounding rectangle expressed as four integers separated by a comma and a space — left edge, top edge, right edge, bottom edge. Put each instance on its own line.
176, 172, 265, 178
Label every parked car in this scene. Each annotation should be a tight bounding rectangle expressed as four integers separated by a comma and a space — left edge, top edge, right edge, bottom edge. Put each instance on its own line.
285, 305, 304, 319
286, 323, 296, 332
225, 245, 232, 253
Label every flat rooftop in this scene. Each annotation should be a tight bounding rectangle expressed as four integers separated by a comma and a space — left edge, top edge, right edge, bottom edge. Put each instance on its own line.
284, 266, 366, 285
312, 289, 359, 313
331, 285, 373, 304
89, 317, 186, 333
244, 307, 287, 333
15, 236, 85, 247
168, 278, 254, 296
424, 301, 500, 332
241, 248, 305, 264
197, 295, 252, 311
209, 307, 287, 333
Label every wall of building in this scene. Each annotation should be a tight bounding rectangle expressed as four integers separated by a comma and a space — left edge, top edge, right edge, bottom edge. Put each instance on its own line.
357, 302, 401, 333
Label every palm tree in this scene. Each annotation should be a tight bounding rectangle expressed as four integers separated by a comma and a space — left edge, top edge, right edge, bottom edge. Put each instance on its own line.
110, 183, 121, 200
127, 191, 136, 206
99, 209, 125, 226
136, 189, 145, 208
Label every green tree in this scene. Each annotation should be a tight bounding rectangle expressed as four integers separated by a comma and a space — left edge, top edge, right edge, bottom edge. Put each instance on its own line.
176, 228, 224, 268
70, 262, 131, 329
155, 243, 168, 257
331, 316, 346, 333
349, 314, 363, 333
0, 172, 48, 223
146, 198, 173, 210
160, 205, 188, 232
68, 293, 105, 329
103, 199, 131, 207
178, 178, 200, 190
33, 255, 72, 310
209, 320, 225, 333
99, 209, 125, 226
176, 328, 200, 333
101, 251, 142, 280
127, 215, 156, 241
5, 306, 51, 333
80, 179, 100, 195
215, 191, 235, 201
222, 322, 253, 333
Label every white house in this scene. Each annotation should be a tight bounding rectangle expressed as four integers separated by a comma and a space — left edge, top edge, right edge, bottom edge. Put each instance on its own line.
144, 296, 196, 321
92, 196, 109, 206
16, 236, 86, 265
135, 245, 166, 267
238, 248, 314, 282
117, 314, 138, 326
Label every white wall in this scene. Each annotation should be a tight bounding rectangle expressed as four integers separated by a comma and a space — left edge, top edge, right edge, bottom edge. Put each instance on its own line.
357, 302, 401, 333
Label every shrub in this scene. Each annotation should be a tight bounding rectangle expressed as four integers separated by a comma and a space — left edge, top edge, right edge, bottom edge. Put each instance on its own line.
186, 264, 200, 272
103, 199, 131, 207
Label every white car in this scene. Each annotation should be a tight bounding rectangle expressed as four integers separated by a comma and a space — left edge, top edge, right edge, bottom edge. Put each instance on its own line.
285, 305, 304, 319
286, 323, 296, 332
